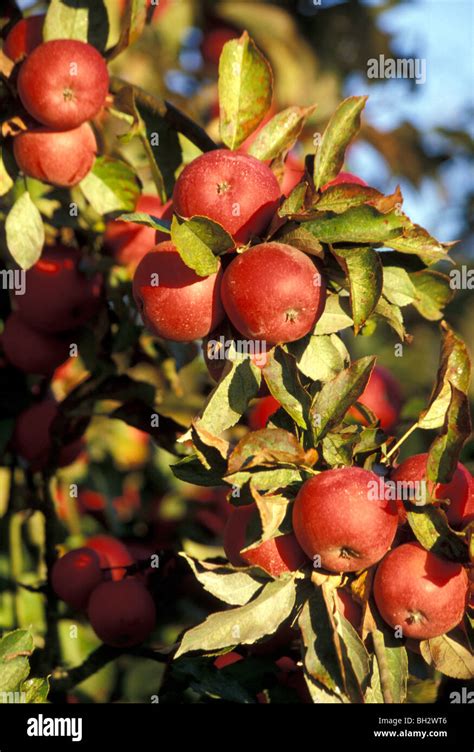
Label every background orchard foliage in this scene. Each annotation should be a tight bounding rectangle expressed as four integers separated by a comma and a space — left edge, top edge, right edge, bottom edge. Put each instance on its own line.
0, 0, 473, 705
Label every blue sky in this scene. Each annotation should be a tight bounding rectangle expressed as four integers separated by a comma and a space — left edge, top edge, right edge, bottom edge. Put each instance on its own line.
346, 0, 474, 248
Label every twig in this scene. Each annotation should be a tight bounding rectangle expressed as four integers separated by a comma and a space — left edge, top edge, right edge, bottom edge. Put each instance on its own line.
37, 473, 61, 675
109, 76, 218, 154
382, 421, 419, 464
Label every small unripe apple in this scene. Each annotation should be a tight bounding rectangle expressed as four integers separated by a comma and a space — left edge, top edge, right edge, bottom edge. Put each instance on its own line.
87, 578, 156, 647
13, 122, 97, 187
173, 149, 281, 245
2, 313, 70, 375
221, 242, 326, 345
374, 542, 468, 639
390, 453, 473, 528
224, 503, 308, 577
3, 14, 45, 61
322, 171, 367, 190
51, 547, 103, 610
104, 194, 173, 270
292, 467, 398, 572
12, 245, 102, 334
348, 365, 403, 433
11, 398, 84, 472
133, 241, 225, 341
18, 39, 109, 130
85, 535, 134, 581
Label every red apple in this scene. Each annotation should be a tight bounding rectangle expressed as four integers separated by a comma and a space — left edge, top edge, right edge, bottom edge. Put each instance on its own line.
201, 26, 240, 66
3, 14, 45, 62
13, 122, 97, 187
2, 313, 70, 375
18, 39, 109, 130
374, 542, 468, 639
248, 396, 281, 430
221, 242, 326, 345
322, 171, 367, 190
133, 241, 224, 341
348, 365, 403, 433
85, 535, 134, 582
224, 503, 308, 577
12, 245, 102, 334
173, 150, 281, 245
292, 467, 398, 572
51, 547, 103, 611
11, 398, 84, 472
390, 453, 473, 528
87, 578, 156, 647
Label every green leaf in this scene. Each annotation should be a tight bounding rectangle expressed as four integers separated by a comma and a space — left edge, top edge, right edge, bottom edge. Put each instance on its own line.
314, 184, 385, 214
79, 157, 140, 215
288, 333, 350, 382
198, 354, 262, 435
171, 455, 225, 487
313, 294, 353, 335
420, 631, 474, 680
389, 225, 455, 265
248, 105, 316, 161
180, 555, 265, 606
298, 590, 345, 696
21, 677, 50, 703
310, 356, 376, 441
5, 192, 44, 270
117, 212, 171, 233
218, 31, 273, 150
333, 608, 371, 692
313, 96, 367, 190
371, 296, 407, 341
171, 216, 231, 276
0, 629, 34, 694
367, 626, 408, 703
138, 102, 183, 200
406, 506, 469, 562
304, 205, 405, 245
410, 270, 454, 321
274, 223, 324, 258
383, 266, 417, 307
175, 577, 297, 657
225, 467, 305, 493
322, 429, 358, 467
331, 247, 383, 332
44, 0, 109, 51
262, 349, 311, 430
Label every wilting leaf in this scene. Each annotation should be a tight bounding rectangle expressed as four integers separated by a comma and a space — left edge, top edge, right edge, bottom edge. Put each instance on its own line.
228, 428, 312, 474
298, 589, 345, 696
313, 96, 367, 190
219, 32, 273, 150
420, 630, 474, 680
107, 0, 147, 59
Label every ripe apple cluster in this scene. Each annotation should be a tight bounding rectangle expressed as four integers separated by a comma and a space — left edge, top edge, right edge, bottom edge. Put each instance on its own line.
5, 16, 109, 187
51, 535, 156, 647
